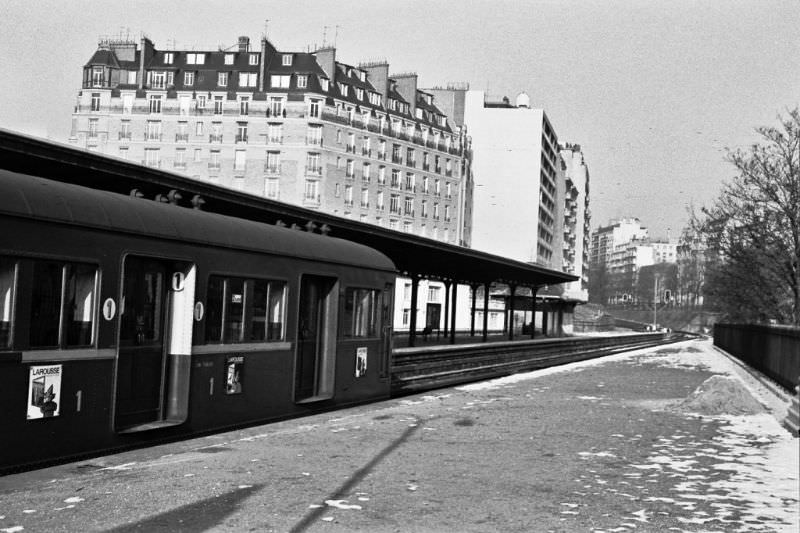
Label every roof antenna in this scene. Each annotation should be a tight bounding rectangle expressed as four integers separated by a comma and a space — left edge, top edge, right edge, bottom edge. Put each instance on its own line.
322, 26, 328, 47
333, 25, 340, 47
263, 19, 269, 39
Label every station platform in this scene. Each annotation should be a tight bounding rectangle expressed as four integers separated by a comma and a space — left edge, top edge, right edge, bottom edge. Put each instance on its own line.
0, 338, 797, 532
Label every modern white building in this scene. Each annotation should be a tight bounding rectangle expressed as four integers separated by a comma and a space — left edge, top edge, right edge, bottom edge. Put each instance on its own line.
461, 90, 560, 267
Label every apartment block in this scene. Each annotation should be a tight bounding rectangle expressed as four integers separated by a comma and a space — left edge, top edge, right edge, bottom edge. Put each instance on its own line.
71, 35, 470, 246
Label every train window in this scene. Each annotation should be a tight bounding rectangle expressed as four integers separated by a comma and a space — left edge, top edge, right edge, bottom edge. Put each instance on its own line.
0, 257, 16, 349
205, 275, 286, 344
250, 280, 286, 342
225, 278, 245, 342
29, 261, 97, 349
341, 288, 381, 338
65, 264, 97, 346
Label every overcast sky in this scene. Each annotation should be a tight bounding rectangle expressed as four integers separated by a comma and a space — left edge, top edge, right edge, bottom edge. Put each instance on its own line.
1, 0, 798, 239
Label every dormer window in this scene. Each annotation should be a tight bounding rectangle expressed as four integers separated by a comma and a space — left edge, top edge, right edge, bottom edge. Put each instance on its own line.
186, 53, 205, 65
297, 75, 308, 89
225, 53, 235, 65
356, 88, 364, 100
415, 108, 423, 119
164, 52, 174, 64
320, 78, 330, 91
358, 71, 366, 82
249, 53, 259, 65
338, 83, 349, 97
282, 54, 293, 66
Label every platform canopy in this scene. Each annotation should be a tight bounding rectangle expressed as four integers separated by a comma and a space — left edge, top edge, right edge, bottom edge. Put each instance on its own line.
0, 128, 576, 288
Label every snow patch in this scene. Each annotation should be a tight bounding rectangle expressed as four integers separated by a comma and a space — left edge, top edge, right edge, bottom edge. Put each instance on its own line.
325, 500, 362, 510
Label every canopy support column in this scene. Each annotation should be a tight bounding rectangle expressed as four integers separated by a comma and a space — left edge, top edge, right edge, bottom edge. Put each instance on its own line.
443, 280, 451, 337
470, 284, 478, 337
408, 275, 420, 347
508, 283, 517, 341
449, 283, 458, 344
531, 286, 539, 339
482, 282, 490, 342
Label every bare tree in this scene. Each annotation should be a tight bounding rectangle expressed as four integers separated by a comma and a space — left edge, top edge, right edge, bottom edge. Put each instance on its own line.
697, 109, 800, 325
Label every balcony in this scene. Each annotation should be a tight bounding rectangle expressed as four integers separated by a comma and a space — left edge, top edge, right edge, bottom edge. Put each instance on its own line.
306, 136, 323, 146
362, 174, 370, 183
320, 108, 350, 126
235, 134, 248, 144
390, 207, 402, 215
264, 164, 281, 174
208, 162, 221, 171
266, 108, 287, 119
144, 133, 163, 142
392, 155, 403, 164
422, 163, 430, 171
303, 194, 321, 207
377, 151, 387, 161
404, 184, 416, 193
344, 199, 354, 208
345, 170, 356, 180
434, 166, 442, 174
407, 159, 416, 168
267, 135, 283, 145
305, 166, 323, 176
361, 201, 369, 208
376, 204, 385, 211
175, 133, 189, 142
361, 147, 372, 157
346, 144, 356, 153
142, 159, 161, 168
209, 133, 223, 143
445, 169, 453, 177
173, 161, 187, 170
119, 131, 132, 141
404, 210, 415, 217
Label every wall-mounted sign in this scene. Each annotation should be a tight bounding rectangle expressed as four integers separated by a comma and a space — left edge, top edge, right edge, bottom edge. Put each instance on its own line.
225, 356, 244, 395
355, 347, 367, 378
194, 301, 205, 322
27, 365, 62, 419
102, 298, 116, 321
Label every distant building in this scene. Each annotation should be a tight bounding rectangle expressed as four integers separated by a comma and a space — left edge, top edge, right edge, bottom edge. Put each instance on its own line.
590, 217, 649, 268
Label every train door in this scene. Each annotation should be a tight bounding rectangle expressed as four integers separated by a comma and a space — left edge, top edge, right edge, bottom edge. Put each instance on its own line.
380, 282, 394, 378
295, 275, 337, 402
115, 256, 194, 432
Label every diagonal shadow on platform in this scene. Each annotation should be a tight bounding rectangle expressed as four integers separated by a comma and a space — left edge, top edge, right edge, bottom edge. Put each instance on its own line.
289, 419, 424, 533
104, 484, 264, 532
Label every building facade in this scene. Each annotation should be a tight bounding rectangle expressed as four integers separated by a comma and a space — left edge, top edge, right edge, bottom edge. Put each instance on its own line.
558, 143, 591, 302
71, 35, 470, 246
424, 89, 560, 266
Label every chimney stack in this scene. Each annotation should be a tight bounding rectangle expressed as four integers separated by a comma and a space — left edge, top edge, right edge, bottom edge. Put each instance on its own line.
238, 36, 250, 53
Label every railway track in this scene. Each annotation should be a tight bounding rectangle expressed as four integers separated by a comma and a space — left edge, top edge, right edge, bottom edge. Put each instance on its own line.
391, 332, 692, 395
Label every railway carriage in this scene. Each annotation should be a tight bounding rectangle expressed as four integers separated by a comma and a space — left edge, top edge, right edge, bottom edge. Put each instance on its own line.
0, 170, 395, 471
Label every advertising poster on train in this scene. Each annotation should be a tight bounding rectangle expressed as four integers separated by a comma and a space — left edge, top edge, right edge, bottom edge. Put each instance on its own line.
27, 364, 62, 419
355, 347, 367, 378
225, 356, 244, 394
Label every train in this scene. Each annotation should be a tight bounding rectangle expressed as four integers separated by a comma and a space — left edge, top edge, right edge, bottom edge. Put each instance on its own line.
0, 169, 396, 471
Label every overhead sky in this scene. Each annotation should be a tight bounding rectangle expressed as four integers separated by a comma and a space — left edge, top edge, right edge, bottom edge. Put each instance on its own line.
1, 0, 798, 239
